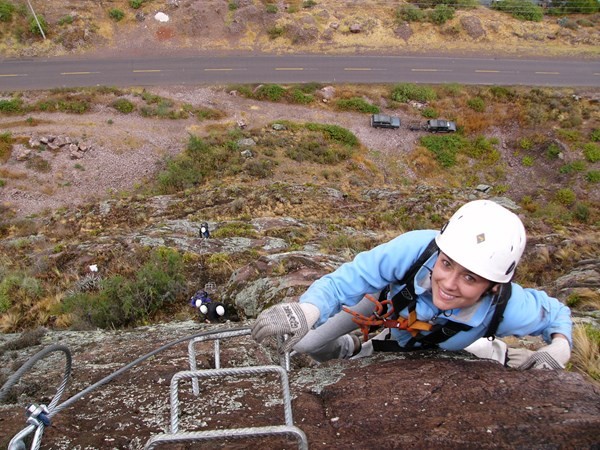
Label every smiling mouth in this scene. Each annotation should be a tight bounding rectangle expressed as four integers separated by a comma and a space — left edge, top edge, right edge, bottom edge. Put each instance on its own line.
438, 288, 456, 302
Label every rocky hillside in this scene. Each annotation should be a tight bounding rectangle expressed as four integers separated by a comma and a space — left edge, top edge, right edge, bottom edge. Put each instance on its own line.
0, 0, 599, 58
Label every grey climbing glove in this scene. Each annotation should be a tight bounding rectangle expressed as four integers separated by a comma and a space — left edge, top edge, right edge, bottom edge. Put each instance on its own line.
252, 302, 319, 354
515, 338, 571, 370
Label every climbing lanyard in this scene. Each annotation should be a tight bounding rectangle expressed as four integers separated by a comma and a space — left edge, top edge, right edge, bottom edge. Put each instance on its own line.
342, 293, 432, 342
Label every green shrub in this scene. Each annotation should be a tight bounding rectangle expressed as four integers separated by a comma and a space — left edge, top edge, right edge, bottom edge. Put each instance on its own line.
266, 4, 277, 13
546, 143, 561, 159
0, 179, 5, 188
428, 4, 454, 25
28, 14, 48, 36
557, 128, 580, 142
492, 0, 543, 21
303, 0, 317, 8
58, 15, 74, 25
195, 107, 225, 120
590, 129, 600, 142
0, 98, 24, 114
0, 1, 15, 22
489, 86, 516, 100
558, 160, 587, 174
583, 142, 600, 162
519, 137, 533, 150
157, 134, 243, 194
585, 170, 600, 183
267, 26, 285, 39
289, 89, 314, 105
396, 4, 425, 22
60, 248, 184, 328
555, 188, 576, 206
522, 156, 534, 167
109, 8, 125, 21
573, 203, 589, 222
58, 100, 90, 114
228, 2, 239, 10
305, 123, 359, 147
467, 97, 485, 112
254, 84, 286, 102
550, 0, 599, 14
335, 97, 379, 113
420, 134, 467, 168
111, 98, 135, 114
559, 160, 586, 174
391, 83, 437, 103
130, 0, 144, 9
463, 135, 500, 163
421, 107, 437, 118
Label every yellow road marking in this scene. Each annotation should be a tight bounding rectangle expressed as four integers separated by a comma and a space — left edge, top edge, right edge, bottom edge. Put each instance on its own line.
0, 74, 21, 77
61, 72, 98, 75
535, 71, 560, 75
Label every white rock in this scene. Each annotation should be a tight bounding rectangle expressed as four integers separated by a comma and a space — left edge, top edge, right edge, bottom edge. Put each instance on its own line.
154, 12, 169, 22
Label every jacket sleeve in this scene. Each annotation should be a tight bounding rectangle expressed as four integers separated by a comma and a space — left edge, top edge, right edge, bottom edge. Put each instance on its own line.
299, 229, 438, 326
496, 283, 573, 346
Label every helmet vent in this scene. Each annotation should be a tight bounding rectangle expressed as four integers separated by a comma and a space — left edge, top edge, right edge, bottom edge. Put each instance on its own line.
505, 261, 516, 275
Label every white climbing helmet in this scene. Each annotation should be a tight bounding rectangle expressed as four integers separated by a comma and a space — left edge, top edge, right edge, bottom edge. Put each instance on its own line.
435, 200, 527, 283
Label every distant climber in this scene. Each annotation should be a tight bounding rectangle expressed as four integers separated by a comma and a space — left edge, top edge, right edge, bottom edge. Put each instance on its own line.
199, 222, 210, 239
189, 290, 226, 323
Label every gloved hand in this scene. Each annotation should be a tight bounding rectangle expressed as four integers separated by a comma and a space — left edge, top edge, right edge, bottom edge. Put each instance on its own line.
516, 338, 571, 370
252, 302, 320, 354
464, 337, 508, 365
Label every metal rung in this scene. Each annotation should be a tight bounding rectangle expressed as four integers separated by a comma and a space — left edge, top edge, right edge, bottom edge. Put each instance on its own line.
187, 328, 290, 396
144, 366, 308, 450
144, 426, 308, 450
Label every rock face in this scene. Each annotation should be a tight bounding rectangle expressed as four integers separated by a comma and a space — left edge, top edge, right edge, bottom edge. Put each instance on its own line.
1, 321, 598, 449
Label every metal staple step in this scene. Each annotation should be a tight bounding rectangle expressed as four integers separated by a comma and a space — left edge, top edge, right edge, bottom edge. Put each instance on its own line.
145, 330, 307, 449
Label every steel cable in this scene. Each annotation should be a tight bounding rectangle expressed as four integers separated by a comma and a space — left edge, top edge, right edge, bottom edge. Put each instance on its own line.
3, 326, 252, 449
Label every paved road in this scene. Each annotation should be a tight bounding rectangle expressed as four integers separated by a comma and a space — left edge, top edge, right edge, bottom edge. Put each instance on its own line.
1, 54, 599, 91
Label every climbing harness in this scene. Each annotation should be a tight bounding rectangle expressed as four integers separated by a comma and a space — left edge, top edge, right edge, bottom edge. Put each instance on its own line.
343, 238, 512, 352
2, 326, 307, 450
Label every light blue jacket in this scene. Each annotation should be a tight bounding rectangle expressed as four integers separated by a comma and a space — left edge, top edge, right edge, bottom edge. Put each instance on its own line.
300, 229, 573, 349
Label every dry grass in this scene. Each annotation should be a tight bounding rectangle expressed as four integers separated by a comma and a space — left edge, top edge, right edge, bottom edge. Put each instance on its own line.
572, 323, 600, 386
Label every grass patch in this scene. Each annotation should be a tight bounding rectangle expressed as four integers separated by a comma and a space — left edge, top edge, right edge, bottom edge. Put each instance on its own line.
304, 123, 359, 148
335, 97, 379, 114
0, 132, 13, 163
111, 98, 135, 114
391, 83, 437, 103
419, 134, 467, 168
157, 134, 244, 194
0, 98, 24, 114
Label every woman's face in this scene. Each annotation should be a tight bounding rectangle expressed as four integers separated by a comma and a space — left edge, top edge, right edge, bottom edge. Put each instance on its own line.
431, 252, 495, 311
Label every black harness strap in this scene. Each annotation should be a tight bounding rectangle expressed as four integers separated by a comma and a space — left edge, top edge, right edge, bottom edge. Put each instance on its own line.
483, 283, 512, 340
